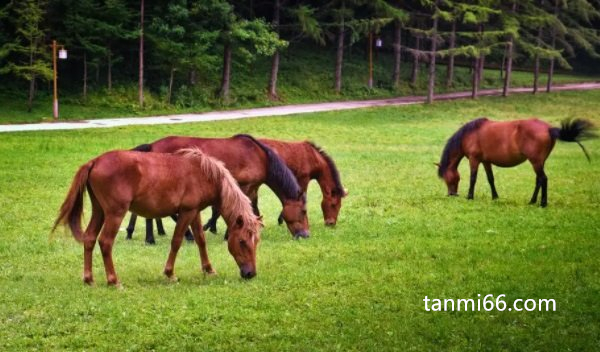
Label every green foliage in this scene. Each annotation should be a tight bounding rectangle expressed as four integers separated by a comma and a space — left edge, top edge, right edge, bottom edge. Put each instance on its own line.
0, 0, 51, 81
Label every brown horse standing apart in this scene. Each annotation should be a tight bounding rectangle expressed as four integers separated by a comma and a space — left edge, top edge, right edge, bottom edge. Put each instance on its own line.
53, 149, 262, 285
130, 134, 308, 240
204, 139, 348, 233
438, 118, 596, 207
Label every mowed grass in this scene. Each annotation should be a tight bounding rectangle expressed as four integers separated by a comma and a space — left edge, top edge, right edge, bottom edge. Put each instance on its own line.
0, 90, 599, 351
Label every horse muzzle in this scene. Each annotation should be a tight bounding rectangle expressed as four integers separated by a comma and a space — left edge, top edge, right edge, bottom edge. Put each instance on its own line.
293, 230, 310, 239
240, 265, 256, 280
324, 219, 336, 227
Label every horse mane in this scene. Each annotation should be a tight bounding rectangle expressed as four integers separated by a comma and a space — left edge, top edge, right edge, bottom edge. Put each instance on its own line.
233, 134, 302, 200
175, 148, 257, 230
306, 141, 345, 196
438, 117, 488, 178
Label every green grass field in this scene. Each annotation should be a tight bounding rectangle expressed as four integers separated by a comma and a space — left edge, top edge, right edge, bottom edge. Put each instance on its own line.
0, 90, 599, 351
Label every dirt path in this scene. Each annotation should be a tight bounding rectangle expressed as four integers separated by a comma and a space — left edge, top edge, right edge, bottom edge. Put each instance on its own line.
1, 82, 599, 133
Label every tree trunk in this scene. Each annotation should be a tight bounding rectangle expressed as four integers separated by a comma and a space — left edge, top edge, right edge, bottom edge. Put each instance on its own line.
83, 52, 88, 99
502, 3, 517, 97
28, 75, 35, 112
189, 69, 197, 86
546, 0, 558, 93
478, 53, 485, 86
368, 30, 373, 89
167, 66, 175, 104
220, 43, 232, 100
334, 11, 345, 94
27, 43, 35, 112
107, 50, 112, 92
392, 20, 402, 89
426, 1, 439, 104
471, 57, 479, 99
267, 0, 281, 100
138, 0, 145, 107
411, 36, 420, 86
445, 21, 456, 88
533, 27, 542, 94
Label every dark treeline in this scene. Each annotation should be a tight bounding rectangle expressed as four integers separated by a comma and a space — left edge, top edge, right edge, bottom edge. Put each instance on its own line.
1, 0, 599, 111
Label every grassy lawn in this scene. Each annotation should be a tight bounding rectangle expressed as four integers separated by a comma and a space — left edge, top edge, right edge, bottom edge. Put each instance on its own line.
0, 90, 599, 351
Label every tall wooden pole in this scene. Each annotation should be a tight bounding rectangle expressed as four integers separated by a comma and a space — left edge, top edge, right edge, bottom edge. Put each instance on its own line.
52, 40, 58, 120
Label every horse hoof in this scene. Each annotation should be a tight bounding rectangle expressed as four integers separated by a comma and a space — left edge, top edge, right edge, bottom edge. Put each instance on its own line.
203, 267, 217, 275
145, 240, 156, 245
166, 275, 179, 283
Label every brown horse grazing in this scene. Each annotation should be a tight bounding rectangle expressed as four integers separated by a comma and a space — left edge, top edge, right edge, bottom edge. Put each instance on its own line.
53, 149, 262, 285
438, 117, 596, 207
203, 139, 348, 233
129, 134, 308, 240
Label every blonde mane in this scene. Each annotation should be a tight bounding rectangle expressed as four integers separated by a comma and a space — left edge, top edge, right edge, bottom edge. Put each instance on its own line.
175, 148, 259, 238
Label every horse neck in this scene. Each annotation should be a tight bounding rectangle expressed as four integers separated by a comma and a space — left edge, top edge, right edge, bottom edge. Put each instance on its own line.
217, 173, 253, 227
448, 149, 464, 170
310, 147, 338, 195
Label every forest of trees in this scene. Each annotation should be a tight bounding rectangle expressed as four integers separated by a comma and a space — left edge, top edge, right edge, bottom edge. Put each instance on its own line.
1, 0, 599, 111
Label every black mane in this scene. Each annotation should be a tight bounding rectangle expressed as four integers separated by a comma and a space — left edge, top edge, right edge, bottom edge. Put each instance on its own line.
438, 118, 488, 178
307, 141, 345, 196
234, 134, 302, 200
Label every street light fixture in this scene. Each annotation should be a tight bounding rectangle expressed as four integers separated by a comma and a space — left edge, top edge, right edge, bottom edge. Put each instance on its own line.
52, 40, 67, 120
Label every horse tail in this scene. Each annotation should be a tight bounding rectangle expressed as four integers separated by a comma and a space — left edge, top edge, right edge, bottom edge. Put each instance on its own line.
52, 160, 94, 242
234, 134, 302, 200
550, 118, 598, 162
132, 143, 153, 152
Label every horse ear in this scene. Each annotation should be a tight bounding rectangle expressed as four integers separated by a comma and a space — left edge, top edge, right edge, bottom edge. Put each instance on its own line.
433, 162, 440, 168
343, 188, 349, 197
236, 216, 244, 228
257, 215, 265, 228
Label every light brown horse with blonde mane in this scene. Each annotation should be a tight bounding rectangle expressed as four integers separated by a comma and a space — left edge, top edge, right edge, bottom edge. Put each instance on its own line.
53, 148, 262, 285
438, 117, 596, 207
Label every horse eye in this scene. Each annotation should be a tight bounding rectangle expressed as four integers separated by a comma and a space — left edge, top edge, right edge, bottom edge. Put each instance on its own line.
301, 209, 307, 215
239, 239, 246, 247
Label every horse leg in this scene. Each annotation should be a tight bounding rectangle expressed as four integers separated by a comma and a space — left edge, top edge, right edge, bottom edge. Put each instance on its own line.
170, 214, 194, 241
483, 162, 499, 199
190, 215, 215, 274
467, 159, 480, 200
203, 206, 219, 234
156, 218, 166, 236
98, 211, 126, 286
145, 218, 155, 245
163, 210, 197, 280
125, 213, 137, 240
82, 197, 104, 285
529, 162, 548, 206
532, 165, 549, 207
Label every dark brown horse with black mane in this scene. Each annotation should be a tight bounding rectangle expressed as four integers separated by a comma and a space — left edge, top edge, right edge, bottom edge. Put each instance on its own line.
438, 117, 596, 207
203, 139, 347, 233
127, 134, 308, 242
53, 149, 262, 285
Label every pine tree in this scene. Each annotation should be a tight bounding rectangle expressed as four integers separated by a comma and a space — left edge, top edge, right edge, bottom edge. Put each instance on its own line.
0, 0, 52, 111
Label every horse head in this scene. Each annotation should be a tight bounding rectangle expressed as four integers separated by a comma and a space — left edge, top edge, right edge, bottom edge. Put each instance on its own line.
281, 191, 310, 239
321, 187, 348, 226
227, 215, 263, 279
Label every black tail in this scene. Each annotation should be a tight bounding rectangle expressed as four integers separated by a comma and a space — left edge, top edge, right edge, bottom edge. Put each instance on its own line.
550, 118, 597, 162
132, 143, 153, 152
233, 134, 302, 200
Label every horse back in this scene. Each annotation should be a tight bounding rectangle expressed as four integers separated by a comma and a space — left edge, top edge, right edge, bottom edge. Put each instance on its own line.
150, 136, 268, 185
88, 151, 217, 218
468, 119, 554, 166
260, 139, 317, 180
